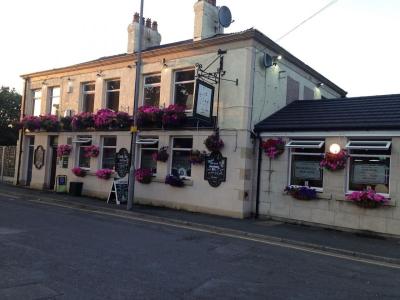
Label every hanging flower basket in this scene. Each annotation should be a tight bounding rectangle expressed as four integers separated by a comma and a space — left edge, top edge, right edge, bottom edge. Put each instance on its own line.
152, 146, 169, 162
84, 145, 99, 158
162, 104, 187, 128
285, 186, 318, 200
72, 167, 87, 177
134, 168, 153, 184
165, 175, 185, 187
320, 149, 348, 171
21, 116, 41, 131
60, 116, 72, 131
40, 115, 60, 132
137, 106, 163, 128
204, 134, 224, 152
57, 145, 72, 157
189, 150, 207, 165
261, 138, 285, 159
72, 112, 95, 131
346, 190, 389, 209
96, 169, 114, 180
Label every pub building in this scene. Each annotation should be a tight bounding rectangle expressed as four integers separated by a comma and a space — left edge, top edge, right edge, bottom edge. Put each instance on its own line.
254, 94, 400, 236
15, 1, 347, 220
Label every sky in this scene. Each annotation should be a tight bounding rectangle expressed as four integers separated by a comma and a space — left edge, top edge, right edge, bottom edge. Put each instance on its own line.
0, 0, 399, 97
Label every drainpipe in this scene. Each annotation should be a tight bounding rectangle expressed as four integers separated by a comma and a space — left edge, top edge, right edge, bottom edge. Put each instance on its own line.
16, 78, 28, 185
255, 134, 262, 218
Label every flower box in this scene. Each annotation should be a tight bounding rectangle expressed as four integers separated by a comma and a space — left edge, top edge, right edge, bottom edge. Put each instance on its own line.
72, 112, 95, 131
285, 186, 318, 200
96, 169, 114, 180
165, 175, 185, 187
346, 190, 389, 209
21, 116, 41, 131
162, 105, 187, 128
40, 115, 60, 132
137, 106, 163, 128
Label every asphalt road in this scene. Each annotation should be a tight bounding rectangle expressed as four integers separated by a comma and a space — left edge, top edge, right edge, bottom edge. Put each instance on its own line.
0, 195, 399, 300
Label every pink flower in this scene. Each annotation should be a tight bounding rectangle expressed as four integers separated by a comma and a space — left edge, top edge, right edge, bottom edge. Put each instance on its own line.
96, 169, 114, 180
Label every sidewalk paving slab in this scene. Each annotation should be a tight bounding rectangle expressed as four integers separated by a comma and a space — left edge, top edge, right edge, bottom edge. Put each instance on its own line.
2, 183, 400, 263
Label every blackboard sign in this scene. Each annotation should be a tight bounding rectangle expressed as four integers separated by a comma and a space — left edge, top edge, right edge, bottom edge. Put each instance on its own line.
107, 179, 128, 205
115, 148, 130, 178
34, 145, 45, 170
204, 151, 227, 187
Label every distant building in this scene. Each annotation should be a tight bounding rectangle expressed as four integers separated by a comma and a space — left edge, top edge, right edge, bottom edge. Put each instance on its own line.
15, 0, 345, 219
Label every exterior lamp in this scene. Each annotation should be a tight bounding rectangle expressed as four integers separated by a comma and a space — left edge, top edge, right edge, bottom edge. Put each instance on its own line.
272, 55, 282, 66
329, 143, 341, 155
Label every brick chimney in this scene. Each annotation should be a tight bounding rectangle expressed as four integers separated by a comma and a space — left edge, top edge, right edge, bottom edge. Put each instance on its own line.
194, 0, 223, 41
127, 13, 162, 53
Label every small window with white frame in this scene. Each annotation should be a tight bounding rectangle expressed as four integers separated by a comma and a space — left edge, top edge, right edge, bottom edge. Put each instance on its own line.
171, 137, 193, 178
143, 75, 161, 106
32, 89, 42, 116
82, 82, 95, 113
75, 136, 92, 169
346, 140, 391, 195
287, 139, 325, 190
138, 137, 159, 175
174, 69, 195, 111
101, 136, 117, 169
106, 80, 120, 112
48, 86, 60, 116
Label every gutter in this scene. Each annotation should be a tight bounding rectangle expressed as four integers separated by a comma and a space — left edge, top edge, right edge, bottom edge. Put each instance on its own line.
16, 79, 27, 185
255, 134, 262, 219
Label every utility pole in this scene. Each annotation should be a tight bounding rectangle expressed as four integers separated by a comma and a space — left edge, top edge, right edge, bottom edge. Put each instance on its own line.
127, 0, 144, 210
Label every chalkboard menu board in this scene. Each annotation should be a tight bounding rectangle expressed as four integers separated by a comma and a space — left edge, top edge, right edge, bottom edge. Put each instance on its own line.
204, 151, 227, 188
107, 179, 128, 205
115, 148, 130, 178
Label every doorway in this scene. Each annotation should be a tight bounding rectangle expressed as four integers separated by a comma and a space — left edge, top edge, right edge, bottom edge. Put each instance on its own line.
26, 136, 35, 186
49, 136, 58, 190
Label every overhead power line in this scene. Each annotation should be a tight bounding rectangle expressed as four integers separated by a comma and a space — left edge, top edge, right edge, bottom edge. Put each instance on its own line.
276, 0, 339, 42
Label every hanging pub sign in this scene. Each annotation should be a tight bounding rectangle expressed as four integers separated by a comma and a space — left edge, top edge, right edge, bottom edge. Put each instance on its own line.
34, 145, 45, 170
115, 148, 130, 178
204, 151, 227, 188
193, 79, 215, 123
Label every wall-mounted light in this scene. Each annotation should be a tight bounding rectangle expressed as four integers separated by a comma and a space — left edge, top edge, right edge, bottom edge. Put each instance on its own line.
329, 143, 341, 155
272, 55, 282, 66
42, 80, 47, 86
96, 71, 103, 77
67, 77, 73, 93
162, 58, 168, 68
317, 82, 324, 88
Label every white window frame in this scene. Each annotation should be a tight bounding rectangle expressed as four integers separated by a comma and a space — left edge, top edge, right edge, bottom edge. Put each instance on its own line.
142, 74, 161, 106
48, 86, 60, 116
32, 89, 42, 116
345, 140, 391, 150
288, 140, 325, 192
173, 69, 196, 113
138, 137, 159, 176
170, 137, 193, 179
75, 136, 92, 170
101, 136, 117, 170
346, 140, 391, 197
82, 82, 95, 113
105, 79, 120, 111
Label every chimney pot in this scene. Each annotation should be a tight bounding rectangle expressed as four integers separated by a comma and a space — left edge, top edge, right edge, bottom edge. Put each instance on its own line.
152, 21, 158, 32
133, 13, 140, 23
146, 18, 152, 28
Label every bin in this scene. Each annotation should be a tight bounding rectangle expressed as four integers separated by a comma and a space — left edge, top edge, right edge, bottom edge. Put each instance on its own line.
69, 182, 83, 196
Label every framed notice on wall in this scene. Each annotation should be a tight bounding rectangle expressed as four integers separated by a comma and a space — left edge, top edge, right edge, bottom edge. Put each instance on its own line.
193, 79, 214, 123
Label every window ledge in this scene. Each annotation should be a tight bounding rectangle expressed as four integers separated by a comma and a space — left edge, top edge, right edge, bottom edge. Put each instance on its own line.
152, 177, 193, 186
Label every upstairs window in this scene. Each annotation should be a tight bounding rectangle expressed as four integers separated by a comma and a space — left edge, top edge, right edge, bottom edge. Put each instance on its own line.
143, 75, 161, 106
287, 140, 325, 190
32, 89, 42, 116
174, 70, 195, 111
49, 87, 60, 116
82, 82, 95, 113
106, 80, 120, 112
346, 140, 391, 195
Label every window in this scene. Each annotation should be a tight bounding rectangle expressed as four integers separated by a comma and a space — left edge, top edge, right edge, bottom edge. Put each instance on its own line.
75, 136, 92, 169
106, 80, 120, 111
32, 89, 42, 116
101, 137, 117, 169
82, 82, 95, 113
49, 87, 60, 116
139, 138, 159, 175
171, 137, 193, 178
346, 140, 391, 195
143, 75, 161, 106
174, 70, 195, 111
288, 140, 325, 189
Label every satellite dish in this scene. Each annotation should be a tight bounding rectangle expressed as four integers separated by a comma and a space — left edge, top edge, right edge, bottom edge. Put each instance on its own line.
263, 53, 273, 68
218, 6, 233, 28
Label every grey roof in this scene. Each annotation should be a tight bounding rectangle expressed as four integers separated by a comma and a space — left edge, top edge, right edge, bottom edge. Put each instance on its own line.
254, 94, 400, 133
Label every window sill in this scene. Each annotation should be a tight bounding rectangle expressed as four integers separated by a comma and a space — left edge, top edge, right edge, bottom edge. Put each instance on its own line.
152, 177, 193, 186
336, 194, 395, 207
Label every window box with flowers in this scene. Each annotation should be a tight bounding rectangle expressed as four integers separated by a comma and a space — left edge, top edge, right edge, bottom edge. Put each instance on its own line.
165, 174, 185, 187
40, 115, 60, 132
162, 104, 187, 128
285, 186, 318, 201
346, 189, 389, 209
137, 106, 163, 128
72, 112, 95, 131
20, 116, 41, 132
96, 169, 114, 180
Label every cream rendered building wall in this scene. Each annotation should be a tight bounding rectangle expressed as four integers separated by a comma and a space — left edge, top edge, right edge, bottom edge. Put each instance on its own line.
258, 136, 400, 236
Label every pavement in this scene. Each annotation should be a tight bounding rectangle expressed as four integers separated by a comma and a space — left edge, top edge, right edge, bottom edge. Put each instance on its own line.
1, 182, 400, 265
1, 183, 400, 299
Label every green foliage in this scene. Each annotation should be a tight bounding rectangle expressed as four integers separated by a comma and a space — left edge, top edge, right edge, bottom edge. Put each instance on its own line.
0, 87, 21, 145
